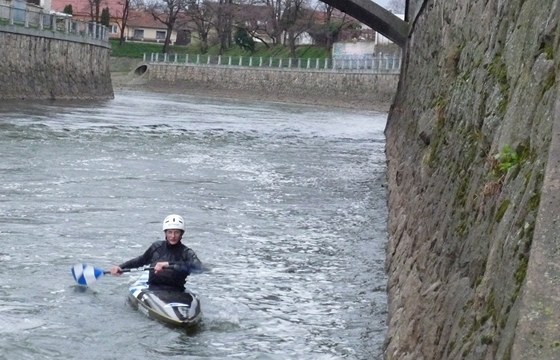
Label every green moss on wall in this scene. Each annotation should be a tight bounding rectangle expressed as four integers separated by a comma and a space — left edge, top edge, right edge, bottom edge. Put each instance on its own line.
512, 254, 529, 302
486, 55, 510, 115
539, 36, 555, 60
495, 199, 511, 223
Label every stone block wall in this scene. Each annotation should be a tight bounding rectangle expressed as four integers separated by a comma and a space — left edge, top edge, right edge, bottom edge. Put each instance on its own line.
146, 63, 399, 106
385, 0, 560, 359
0, 25, 113, 100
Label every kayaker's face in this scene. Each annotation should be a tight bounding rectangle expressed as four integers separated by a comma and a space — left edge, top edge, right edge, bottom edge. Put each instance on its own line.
165, 229, 183, 245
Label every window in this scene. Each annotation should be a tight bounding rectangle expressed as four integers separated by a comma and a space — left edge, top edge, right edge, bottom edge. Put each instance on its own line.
133, 29, 144, 40
156, 31, 166, 40
110, 24, 118, 34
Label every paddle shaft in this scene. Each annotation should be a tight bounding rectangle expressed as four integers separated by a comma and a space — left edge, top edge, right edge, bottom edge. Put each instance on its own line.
103, 267, 155, 275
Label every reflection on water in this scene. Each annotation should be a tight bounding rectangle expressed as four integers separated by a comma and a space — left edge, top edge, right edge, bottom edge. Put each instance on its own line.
0, 90, 388, 359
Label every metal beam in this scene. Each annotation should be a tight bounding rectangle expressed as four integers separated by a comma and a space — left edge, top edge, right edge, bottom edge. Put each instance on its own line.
320, 0, 409, 47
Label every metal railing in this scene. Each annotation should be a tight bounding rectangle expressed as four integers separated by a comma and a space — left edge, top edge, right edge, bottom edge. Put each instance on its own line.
144, 52, 401, 73
0, 4, 108, 41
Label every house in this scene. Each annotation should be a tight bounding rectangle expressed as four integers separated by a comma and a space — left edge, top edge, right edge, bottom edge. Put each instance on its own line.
51, 0, 121, 37
44, 0, 373, 50
50, 0, 179, 44
124, 10, 178, 44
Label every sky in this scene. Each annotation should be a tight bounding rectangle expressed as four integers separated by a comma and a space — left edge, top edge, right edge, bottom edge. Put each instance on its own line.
375, 0, 405, 12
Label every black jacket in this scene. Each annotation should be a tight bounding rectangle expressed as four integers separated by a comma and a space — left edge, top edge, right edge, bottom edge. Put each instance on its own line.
119, 240, 202, 290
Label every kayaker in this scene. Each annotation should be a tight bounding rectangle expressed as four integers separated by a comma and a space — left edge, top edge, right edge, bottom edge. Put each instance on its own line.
109, 214, 203, 291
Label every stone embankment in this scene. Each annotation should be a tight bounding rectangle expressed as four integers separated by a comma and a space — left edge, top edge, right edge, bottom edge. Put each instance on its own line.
385, 0, 560, 359
0, 25, 113, 100
111, 57, 397, 111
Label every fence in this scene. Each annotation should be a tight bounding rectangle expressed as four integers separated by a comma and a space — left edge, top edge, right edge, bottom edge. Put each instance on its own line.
144, 52, 401, 73
0, 4, 108, 41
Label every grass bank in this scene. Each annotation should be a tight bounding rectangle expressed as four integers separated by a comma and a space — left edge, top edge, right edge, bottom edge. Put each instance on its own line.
109, 40, 331, 59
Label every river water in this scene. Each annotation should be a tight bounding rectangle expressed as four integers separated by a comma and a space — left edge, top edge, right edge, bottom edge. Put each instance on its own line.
0, 90, 388, 360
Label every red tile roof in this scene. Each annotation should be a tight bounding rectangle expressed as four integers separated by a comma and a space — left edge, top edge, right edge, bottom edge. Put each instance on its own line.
51, 0, 124, 17
51, 0, 175, 30
127, 10, 168, 29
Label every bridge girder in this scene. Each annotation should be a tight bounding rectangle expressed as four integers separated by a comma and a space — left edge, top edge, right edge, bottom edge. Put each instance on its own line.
320, 0, 409, 47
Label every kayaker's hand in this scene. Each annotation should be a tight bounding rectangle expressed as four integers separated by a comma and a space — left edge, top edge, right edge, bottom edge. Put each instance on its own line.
154, 262, 169, 274
110, 266, 123, 276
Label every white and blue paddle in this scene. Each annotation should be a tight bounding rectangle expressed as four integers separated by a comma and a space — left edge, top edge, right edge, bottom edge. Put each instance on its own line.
71, 263, 153, 286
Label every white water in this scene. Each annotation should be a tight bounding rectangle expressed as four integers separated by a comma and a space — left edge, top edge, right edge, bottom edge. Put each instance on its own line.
0, 90, 388, 359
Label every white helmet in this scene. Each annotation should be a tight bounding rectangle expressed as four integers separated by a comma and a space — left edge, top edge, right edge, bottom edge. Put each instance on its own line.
162, 214, 185, 231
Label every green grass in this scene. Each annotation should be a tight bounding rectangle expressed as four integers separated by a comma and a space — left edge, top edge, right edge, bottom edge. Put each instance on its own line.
109, 40, 331, 59
109, 40, 174, 58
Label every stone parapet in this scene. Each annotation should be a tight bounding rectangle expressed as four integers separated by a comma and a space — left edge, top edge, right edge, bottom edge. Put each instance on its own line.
0, 25, 113, 100
144, 63, 398, 107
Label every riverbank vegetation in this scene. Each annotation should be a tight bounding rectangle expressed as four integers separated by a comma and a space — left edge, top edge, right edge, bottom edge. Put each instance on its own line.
109, 40, 332, 59
102, 0, 405, 56
110, 39, 400, 63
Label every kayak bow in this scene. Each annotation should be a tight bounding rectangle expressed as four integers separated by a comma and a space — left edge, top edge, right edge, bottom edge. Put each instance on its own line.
127, 271, 202, 327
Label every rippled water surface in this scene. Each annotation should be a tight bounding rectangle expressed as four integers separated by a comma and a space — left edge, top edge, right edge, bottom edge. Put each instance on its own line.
0, 91, 388, 359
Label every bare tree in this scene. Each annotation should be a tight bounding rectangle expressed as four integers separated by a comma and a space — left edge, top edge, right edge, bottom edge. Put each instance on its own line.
213, 0, 236, 54
321, 4, 341, 51
234, 2, 273, 48
308, 4, 356, 52
184, 0, 214, 53
113, 0, 143, 45
281, 0, 312, 57
260, 0, 285, 45
146, 0, 188, 53
88, 0, 103, 22
116, 0, 131, 45
255, 0, 311, 52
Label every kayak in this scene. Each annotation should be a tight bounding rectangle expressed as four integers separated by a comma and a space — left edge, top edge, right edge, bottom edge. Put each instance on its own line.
127, 271, 202, 327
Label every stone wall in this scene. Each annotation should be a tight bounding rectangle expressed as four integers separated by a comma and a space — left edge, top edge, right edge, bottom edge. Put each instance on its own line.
0, 25, 113, 100
143, 63, 399, 107
385, 0, 560, 359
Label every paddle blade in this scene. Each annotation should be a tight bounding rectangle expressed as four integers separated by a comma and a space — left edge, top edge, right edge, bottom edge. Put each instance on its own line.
71, 264, 105, 286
